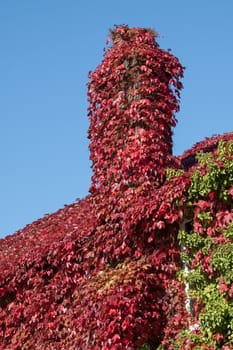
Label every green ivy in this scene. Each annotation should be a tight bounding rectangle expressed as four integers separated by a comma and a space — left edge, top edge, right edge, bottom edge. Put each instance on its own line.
174, 141, 233, 348
138, 343, 151, 350
188, 141, 233, 201
166, 167, 184, 181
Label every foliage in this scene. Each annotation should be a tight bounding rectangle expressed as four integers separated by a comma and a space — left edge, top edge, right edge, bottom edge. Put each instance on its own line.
138, 343, 152, 350
0, 25, 232, 349
88, 25, 184, 194
171, 141, 233, 349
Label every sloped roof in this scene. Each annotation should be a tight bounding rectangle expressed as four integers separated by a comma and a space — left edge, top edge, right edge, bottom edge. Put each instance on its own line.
180, 132, 233, 170
0, 132, 232, 348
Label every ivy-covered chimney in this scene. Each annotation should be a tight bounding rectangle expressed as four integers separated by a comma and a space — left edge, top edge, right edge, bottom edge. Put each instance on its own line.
88, 25, 184, 194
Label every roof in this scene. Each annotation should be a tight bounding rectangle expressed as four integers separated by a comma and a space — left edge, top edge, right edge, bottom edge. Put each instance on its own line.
0, 132, 232, 349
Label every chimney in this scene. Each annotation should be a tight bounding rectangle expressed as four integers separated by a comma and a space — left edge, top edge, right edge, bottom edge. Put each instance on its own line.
88, 25, 184, 194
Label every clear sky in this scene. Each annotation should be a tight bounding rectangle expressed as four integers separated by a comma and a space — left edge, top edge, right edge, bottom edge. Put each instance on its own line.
0, 1, 232, 238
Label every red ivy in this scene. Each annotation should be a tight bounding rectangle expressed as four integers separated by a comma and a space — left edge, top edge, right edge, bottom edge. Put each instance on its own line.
0, 25, 232, 349
88, 25, 184, 194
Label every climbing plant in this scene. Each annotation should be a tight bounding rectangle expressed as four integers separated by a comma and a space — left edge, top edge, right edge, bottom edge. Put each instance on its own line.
0, 25, 232, 350
171, 141, 233, 349
88, 25, 184, 194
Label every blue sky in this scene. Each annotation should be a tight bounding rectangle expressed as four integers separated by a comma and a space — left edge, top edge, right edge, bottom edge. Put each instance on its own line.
0, 1, 232, 238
